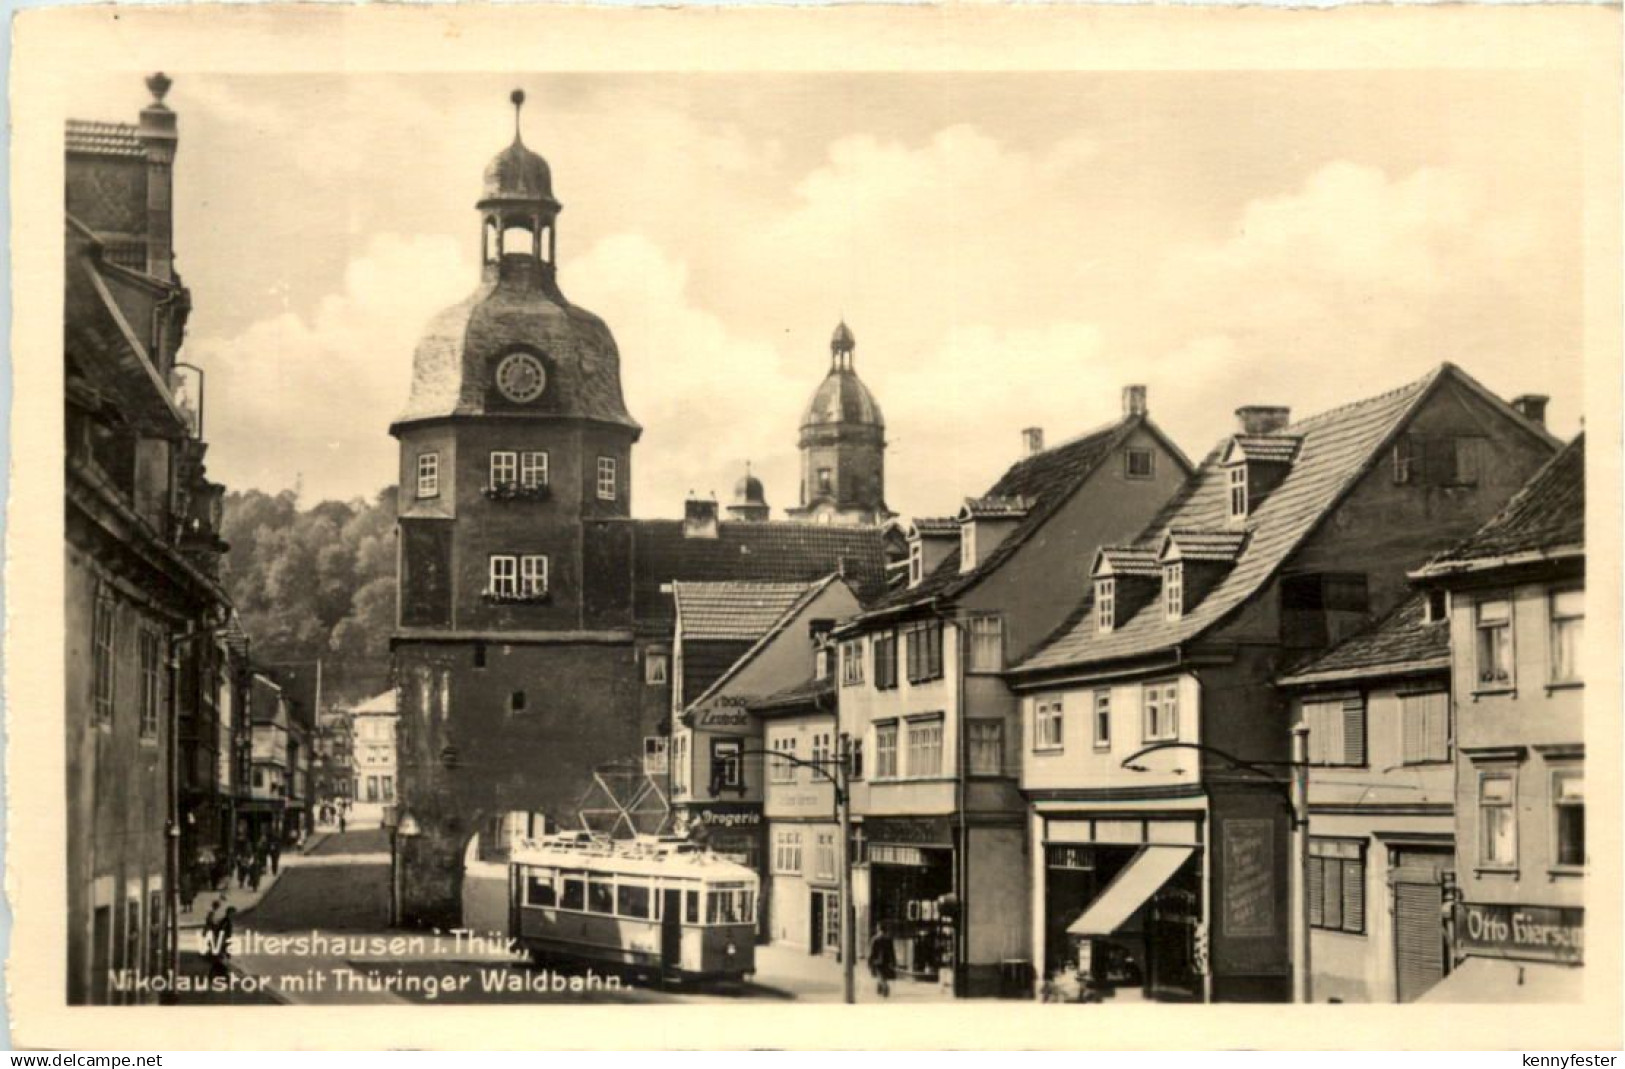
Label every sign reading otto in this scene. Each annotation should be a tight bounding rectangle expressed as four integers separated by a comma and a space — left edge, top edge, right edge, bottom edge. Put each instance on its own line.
1457, 904, 1583, 963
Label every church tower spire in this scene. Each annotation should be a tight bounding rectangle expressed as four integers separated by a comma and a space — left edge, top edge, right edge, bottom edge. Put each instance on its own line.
785, 320, 890, 525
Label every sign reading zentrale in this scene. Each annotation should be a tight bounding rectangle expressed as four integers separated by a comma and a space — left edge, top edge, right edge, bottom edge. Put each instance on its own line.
864, 816, 954, 846
1458, 903, 1584, 964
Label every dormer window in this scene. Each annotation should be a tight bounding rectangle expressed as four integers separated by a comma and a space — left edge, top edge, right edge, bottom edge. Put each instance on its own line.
1228, 466, 1248, 521
1164, 563, 1184, 620
1425, 589, 1449, 625
1096, 578, 1116, 633
909, 540, 924, 587
960, 523, 977, 573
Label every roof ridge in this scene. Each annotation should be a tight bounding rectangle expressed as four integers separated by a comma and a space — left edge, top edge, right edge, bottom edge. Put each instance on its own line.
1286, 364, 1444, 433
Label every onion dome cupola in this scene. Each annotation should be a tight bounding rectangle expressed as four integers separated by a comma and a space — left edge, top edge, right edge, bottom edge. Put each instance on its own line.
391, 89, 640, 438
726, 461, 771, 522
788, 320, 890, 526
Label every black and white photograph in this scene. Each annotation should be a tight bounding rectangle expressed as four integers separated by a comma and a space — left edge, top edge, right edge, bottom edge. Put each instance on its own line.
8, 1, 1620, 1051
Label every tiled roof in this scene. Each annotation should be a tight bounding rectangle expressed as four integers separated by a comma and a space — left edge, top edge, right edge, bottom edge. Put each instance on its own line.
66, 120, 143, 158
1418, 433, 1585, 574
1278, 594, 1450, 686
863, 414, 1172, 616
1016, 365, 1460, 675
1095, 547, 1160, 577
961, 495, 1032, 519
910, 517, 959, 536
749, 674, 835, 714
673, 580, 820, 641
1162, 529, 1248, 563
620, 519, 891, 626
1227, 435, 1302, 464
685, 577, 846, 709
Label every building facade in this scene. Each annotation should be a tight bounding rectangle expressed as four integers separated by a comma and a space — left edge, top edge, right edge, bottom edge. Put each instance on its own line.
350, 690, 400, 827
1009, 366, 1558, 1003
1413, 433, 1585, 1002
1278, 594, 1456, 1002
245, 673, 291, 846
388, 96, 895, 927
836, 386, 1194, 995
64, 73, 236, 1004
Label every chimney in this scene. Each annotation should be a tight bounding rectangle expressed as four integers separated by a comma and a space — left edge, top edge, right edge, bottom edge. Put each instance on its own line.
683, 493, 719, 539
1511, 394, 1549, 428
1235, 405, 1291, 436
137, 73, 178, 283
1123, 384, 1148, 418
1022, 427, 1045, 457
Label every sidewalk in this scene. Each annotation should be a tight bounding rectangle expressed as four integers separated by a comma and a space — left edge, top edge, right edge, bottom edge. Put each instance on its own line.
751, 942, 956, 1003
178, 830, 332, 932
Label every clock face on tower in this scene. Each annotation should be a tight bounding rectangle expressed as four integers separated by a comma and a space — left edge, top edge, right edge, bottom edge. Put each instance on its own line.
495, 352, 548, 403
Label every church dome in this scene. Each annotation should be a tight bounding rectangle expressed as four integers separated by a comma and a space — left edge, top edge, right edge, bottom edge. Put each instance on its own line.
481, 136, 555, 206
803, 369, 884, 428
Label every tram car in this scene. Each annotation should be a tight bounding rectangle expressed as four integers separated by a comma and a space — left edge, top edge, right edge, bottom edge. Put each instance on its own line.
508, 832, 758, 983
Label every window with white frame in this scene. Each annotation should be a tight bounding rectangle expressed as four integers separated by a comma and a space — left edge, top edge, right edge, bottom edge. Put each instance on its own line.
490, 451, 517, 488
1553, 767, 1584, 869
1164, 563, 1184, 620
1399, 690, 1450, 765
968, 616, 1003, 672
416, 451, 440, 498
968, 720, 1003, 775
596, 456, 617, 501
1550, 588, 1584, 684
1096, 578, 1116, 633
1304, 695, 1366, 767
520, 451, 549, 488
92, 590, 116, 726
488, 555, 518, 597
773, 829, 803, 874
1092, 689, 1111, 750
771, 735, 798, 784
1228, 465, 1248, 520
1478, 770, 1517, 868
961, 523, 978, 571
841, 639, 865, 686
645, 650, 669, 686
874, 721, 899, 778
520, 554, 548, 597
1307, 838, 1366, 935
1143, 681, 1179, 742
906, 716, 944, 777
814, 832, 837, 880
643, 736, 669, 776
810, 731, 831, 771
1475, 597, 1514, 688
671, 735, 689, 794
1034, 699, 1064, 751
138, 627, 161, 739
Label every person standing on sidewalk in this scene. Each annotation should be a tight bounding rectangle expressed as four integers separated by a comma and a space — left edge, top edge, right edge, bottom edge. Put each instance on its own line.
868, 924, 897, 998
268, 838, 282, 876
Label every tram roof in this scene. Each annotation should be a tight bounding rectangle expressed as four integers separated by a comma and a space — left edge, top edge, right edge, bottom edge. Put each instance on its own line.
510, 837, 759, 883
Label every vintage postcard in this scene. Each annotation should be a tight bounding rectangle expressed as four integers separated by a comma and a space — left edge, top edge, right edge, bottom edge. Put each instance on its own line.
6, 1, 1621, 1051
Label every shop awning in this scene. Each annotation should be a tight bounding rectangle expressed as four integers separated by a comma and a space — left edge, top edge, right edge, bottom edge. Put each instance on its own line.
1415, 957, 1583, 1004
1067, 845, 1194, 937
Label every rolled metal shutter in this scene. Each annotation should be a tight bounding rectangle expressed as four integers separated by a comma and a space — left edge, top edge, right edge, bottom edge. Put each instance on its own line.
1393, 878, 1445, 1002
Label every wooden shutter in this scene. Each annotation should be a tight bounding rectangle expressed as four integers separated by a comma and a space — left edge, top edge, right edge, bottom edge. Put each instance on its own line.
1306, 856, 1325, 927
1424, 692, 1450, 762
1401, 694, 1427, 764
1323, 859, 1343, 930
1342, 697, 1366, 766
1343, 855, 1365, 933
1394, 879, 1446, 1002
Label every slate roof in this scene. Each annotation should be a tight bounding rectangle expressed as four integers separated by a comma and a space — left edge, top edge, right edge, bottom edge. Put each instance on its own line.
962, 495, 1032, 519
1015, 364, 1543, 676
1416, 433, 1585, 576
1096, 547, 1161, 577
673, 580, 821, 642
621, 519, 890, 626
684, 577, 847, 710
911, 517, 960, 536
1277, 594, 1450, 686
1162, 529, 1249, 563
66, 120, 143, 158
748, 674, 835, 715
859, 412, 1188, 618
1227, 435, 1302, 464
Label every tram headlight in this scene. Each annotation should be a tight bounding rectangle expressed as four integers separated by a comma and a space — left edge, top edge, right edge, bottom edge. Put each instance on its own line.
725, 938, 738, 959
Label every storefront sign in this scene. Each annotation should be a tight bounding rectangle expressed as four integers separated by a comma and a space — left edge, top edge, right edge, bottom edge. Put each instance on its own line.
687, 803, 762, 829
696, 699, 754, 729
865, 816, 954, 847
1221, 818, 1275, 938
1458, 903, 1583, 964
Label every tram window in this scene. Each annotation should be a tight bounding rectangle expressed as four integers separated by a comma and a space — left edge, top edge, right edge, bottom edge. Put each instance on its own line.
617, 882, 652, 919
525, 873, 557, 908
588, 878, 616, 915
560, 877, 585, 912
686, 890, 700, 924
706, 888, 750, 925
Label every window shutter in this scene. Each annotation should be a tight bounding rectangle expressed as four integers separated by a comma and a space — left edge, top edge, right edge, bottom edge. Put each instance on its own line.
1342, 697, 1366, 766
1402, 695, 1426, 764
1343, 855, 1365, 933
1424, 692, 1450, 763
1323, 859, 1343, 930
1306, 857, 1325, 927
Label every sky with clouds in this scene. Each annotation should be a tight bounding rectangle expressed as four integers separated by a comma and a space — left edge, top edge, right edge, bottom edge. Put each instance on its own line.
68, 71, 1585, 521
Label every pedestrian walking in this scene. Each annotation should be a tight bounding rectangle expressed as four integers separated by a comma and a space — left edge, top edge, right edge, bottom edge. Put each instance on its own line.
338, 810, 347, 834
247, 853, 264, 893
868, 924, 897, 998
236, 848, 250, 889
268, 838, 281, 875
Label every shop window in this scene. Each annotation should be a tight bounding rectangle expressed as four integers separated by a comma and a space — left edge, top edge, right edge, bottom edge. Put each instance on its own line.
841, 639, 865, 686
1304, 695, 1366, 767
416, 451, 439, 498
1142, 681, 1179, 742
1478, 771, 1517, 869
872, 631, 898, 689
1092, 690, 1111, 751
1549, 588, 1584, 684
1034, 699, 1064, 752
968, 616, 1004, 673
645, 650, 669, 685
1307, 838, 1366, 935
874, 722, 899, 778
1553, 768, 1584, 870
905, 715, 944, 777
1399, 691, 1450, 765
1475, 597, 1514, 689
968, 720, 1003, 775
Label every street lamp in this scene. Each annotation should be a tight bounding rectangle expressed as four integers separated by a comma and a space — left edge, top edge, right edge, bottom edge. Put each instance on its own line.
1119, 730, 1312, 1004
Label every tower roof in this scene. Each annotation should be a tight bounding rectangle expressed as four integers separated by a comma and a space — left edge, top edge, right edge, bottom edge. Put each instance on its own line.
802, 321, 883, 428
733, 464, 767, 506
479, 91, 558, 210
